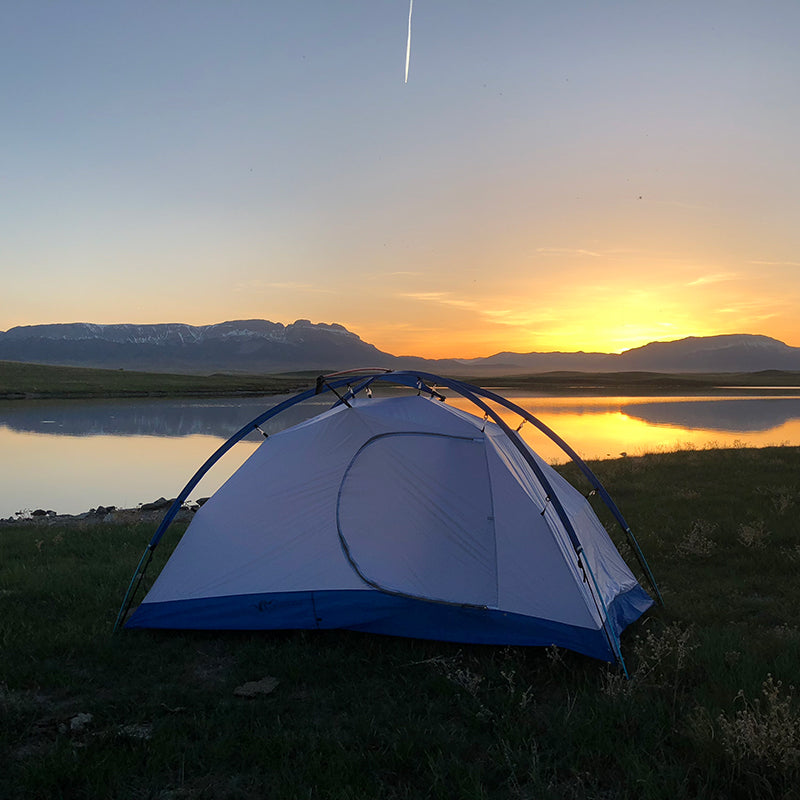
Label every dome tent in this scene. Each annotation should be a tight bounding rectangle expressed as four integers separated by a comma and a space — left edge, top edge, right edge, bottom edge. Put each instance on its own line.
116, 370, 660, 671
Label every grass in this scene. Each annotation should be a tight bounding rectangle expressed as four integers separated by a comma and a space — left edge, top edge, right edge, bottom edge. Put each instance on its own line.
3, 360, 800, 401
0, 361, 311, 400
465, 369, 800, 394
2, 446, 800, 798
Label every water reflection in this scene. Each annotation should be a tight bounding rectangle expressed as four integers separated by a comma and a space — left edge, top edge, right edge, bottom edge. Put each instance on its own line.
0, 394, 330, 439
620, 397, 800, 433
444, 394, 800, 462
3, 393, 800, 439
2, 391, 800, 518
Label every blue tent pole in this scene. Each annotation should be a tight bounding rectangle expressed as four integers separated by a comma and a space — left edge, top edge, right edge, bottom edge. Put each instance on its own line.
115, 368, 647, 669
114, 379, 351, 631
113, 373, 451, 630
371, 371, 627, 669
450, 382, 663, 606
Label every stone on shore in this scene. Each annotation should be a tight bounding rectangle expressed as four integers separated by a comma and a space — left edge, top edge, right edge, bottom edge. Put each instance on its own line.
0, 499, 198, 528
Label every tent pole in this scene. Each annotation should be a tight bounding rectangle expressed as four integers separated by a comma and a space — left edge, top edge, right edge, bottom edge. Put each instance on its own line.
113, 545, 153, 632
115, 367, 656, 664
371, 371, 642, 668
579, 550, 629, 675
433, 379, 663, 606
115, 375, 389, 629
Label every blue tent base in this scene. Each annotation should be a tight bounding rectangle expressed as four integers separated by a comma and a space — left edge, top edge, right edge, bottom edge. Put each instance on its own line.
126, 585, 652, 664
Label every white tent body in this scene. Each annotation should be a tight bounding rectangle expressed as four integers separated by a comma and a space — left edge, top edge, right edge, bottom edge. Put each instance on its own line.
127, 394, 652, 662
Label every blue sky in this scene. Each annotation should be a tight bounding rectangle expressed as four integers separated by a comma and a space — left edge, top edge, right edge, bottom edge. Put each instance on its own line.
2, 1, 799, 357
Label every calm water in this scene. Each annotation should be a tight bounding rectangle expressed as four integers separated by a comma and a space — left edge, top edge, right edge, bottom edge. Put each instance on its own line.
2, 389, 800, 518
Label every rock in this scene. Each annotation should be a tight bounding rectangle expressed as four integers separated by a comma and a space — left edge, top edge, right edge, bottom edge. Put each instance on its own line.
140, 497, 175, 511
0, 499, 197, 529
117, 722, 153, 740
233, 676, 280, 698
69, 712, 93, 733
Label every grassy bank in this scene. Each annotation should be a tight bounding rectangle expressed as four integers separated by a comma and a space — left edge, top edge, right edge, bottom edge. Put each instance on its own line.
4, 360, 800, 401
466, 369, 800, 394
0, 361, 311, 400
2, 446, 800, 798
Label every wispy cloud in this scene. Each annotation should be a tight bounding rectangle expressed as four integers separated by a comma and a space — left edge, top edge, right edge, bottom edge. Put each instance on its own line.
749, 260, 800, 267
480, 308, 557, 328
399, 291, 478, 310
686, 272, 739, 287
536, 247, 602, 258
368, 271, 425, 280
717, 303, 778, 321
235, 280, 338, 294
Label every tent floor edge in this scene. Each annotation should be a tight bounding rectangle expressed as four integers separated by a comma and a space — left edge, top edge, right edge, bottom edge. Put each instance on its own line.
125, 588, 645, 664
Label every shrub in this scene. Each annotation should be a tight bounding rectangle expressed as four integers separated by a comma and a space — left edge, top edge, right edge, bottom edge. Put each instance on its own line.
718, 674, 800, 773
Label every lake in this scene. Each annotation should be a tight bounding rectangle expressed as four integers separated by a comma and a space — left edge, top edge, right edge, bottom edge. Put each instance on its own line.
2, 388, 800, 519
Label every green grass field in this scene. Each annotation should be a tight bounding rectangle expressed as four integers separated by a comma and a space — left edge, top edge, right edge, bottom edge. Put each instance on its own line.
0, 361, 311, 400
3, 359, 800, 401
2, 446, 800, 799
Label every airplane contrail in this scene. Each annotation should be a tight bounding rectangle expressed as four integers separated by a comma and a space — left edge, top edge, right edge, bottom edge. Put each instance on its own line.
405, 0, 413, 83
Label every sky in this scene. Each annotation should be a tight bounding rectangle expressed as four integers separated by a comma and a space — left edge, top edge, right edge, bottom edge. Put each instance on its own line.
2, 1, 799, 358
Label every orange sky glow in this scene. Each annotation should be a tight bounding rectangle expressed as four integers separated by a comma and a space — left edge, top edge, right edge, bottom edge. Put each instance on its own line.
2, 3, 799, 360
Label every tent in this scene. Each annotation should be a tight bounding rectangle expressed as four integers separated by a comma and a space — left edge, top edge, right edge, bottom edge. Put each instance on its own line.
117, 370, 660, 670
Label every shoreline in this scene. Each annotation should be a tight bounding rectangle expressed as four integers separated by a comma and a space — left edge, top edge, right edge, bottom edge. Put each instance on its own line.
0, 497, 200, 529
4, 361, 800, 403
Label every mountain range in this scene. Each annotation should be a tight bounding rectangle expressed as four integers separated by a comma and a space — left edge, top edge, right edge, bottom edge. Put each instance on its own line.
1, 320, 799, 375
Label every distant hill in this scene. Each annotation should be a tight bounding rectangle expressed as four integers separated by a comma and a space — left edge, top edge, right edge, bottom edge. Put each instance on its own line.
0, 320, 394, 374
1, 321, 799, 375
615, 334, 800, 372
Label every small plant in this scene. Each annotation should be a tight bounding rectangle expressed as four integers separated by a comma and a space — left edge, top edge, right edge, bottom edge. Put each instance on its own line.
771, 624, 800, 641
772, 491, 795, 515
736, 519, 770, 550
546, 644, 565, 669
718, 674, 800, 773
446, 664, 484, 698
756, 485, 795, 515
675, 520, 716, 558
414, 652, 485, 698
601, 622, 697, 703
780, 543, 800, 563
499, 666, 535, 711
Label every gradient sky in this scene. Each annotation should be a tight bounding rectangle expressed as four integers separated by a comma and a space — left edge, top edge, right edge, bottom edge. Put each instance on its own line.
2, 1, 799, 358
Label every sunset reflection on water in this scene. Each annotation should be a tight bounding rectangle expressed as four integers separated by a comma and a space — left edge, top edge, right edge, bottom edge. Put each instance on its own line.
1, 392, 799, 518
445, 394, 800, 464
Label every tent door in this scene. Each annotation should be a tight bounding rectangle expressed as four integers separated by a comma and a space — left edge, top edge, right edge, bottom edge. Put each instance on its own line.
336, 432, 498, 607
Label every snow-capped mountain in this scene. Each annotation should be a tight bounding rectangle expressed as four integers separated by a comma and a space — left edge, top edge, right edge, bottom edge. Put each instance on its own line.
1, 322, 799, 374
0, 319, 396, 373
